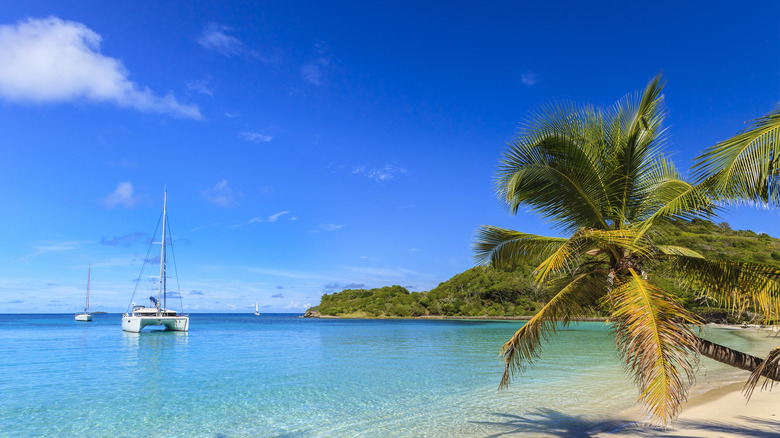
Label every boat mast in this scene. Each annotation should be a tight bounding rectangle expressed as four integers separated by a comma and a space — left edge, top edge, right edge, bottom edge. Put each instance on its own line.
157, 190, 167, 315
86, 264, 90, 313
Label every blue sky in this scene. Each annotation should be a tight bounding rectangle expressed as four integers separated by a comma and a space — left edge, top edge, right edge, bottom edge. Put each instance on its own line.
2, 1, 780, 313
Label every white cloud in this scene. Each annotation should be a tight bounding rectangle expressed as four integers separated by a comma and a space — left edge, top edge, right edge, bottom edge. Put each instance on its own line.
202, 180, 235, 207
268, 211, 289, 223
101, 182, 139, 208
240, 131, 273, 143
353, 164, 407, 181
521, 72, 538, 86
283, 300, 312, 310
25, 240, 83, 258
301, 41, 331, 86
197, 24, 249, 57
309, 223, 344, 233
187, 79, 213, 96
0, 17, 200, 118
301, 64, 322, 85
248, 217, 263, 224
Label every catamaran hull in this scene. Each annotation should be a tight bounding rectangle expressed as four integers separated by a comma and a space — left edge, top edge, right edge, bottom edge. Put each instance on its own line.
75, 314, 92, 322
122, 316, 189, 332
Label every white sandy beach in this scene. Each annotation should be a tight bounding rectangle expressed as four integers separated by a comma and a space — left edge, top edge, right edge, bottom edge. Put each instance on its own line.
604, 381, 779, 437
593, 325, 780, 437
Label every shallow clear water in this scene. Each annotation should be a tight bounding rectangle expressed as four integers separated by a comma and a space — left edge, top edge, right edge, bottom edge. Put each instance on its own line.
1, 315, 777, 437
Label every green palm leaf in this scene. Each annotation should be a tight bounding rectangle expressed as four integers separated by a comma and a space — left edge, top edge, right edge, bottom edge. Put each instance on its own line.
693, 106, 780, 205
473, 226, 567, 268
744, 346, 780, 400
671, 256, 780, 321
499, 273, 605, 390
609, 269, 701, 423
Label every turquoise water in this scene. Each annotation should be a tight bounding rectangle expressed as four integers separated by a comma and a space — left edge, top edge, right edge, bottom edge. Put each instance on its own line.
1, 315, 777, 437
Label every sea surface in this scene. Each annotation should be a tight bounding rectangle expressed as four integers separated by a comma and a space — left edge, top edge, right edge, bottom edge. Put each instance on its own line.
1, 314, 777, 437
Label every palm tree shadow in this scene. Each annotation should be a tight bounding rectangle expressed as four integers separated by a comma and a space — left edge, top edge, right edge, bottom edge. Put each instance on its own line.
473, 409, 780, 437
472, 408, 638, 437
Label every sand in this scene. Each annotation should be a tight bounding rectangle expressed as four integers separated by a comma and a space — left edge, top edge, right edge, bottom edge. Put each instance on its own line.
601, 381, 780, 437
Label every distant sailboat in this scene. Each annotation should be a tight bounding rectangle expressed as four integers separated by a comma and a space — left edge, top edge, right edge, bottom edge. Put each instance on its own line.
75, 265, 92, 322
254, 301, 260, 316
122, 190, 189, 333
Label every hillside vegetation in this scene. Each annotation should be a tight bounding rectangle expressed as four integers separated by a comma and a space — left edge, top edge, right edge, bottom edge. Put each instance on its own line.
311, 219, 780, 320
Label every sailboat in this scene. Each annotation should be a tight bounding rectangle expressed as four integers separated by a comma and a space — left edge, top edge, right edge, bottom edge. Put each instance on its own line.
254, 301, 260, 316
122, 190, 189, 333
75, 265, 92, 322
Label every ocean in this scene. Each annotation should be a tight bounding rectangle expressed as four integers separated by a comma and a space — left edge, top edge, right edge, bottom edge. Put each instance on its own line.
0, 314, 776, 437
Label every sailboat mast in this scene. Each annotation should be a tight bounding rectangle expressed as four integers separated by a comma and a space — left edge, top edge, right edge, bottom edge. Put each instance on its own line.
86, 264, 90, 313
157, 191, 167, 314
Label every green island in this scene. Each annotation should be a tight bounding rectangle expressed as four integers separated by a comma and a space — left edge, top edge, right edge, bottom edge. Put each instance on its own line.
307, 218, 780, 322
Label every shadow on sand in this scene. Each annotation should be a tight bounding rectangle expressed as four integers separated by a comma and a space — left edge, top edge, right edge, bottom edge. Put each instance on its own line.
473, 409, 780, 437
471, 409, 641, 437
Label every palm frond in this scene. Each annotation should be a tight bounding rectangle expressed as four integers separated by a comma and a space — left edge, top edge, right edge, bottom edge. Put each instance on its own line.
473, 226, 567, 267
498, 103, 614, 232
631, 180, 716, 242
533, 228, 648, 284
693, 105, 780, 205
499, 273, 604, 389
609, 269, 701, 423
744, 346, 780, 400
671, 257, 780, 322
608, 74, 668, 227
655, 245, 704, 259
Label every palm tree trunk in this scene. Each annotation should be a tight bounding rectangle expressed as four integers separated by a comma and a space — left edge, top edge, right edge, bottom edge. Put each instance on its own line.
695, 336, 780, 381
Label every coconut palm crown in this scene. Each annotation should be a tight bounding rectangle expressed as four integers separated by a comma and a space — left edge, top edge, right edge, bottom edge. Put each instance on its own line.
475, 75, 780, 423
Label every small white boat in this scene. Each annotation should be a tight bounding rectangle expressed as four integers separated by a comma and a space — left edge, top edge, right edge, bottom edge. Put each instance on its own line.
122, 191, 189, 333
75, 265, 92, 322
254, 301, 260, 316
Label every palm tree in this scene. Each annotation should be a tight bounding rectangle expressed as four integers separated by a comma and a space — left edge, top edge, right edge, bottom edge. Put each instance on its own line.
693, 106, 780, 398
474, 75, 780, 423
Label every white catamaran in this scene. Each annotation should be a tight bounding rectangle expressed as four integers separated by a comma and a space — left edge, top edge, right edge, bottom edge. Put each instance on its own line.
122, 191, 189, 333
75, 265, 92, 322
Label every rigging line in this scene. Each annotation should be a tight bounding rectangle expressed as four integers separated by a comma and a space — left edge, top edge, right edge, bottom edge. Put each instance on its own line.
127, 211, 163, 312
166, 214, 185, 315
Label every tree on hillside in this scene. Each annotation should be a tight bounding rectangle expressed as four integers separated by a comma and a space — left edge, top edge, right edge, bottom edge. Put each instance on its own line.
474, 75, 780, 423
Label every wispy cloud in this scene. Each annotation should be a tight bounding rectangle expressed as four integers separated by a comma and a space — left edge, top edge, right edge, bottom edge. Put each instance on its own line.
240, 131, 273, 143
187, 78, 213, 96
301, 42, 332, 86
100, 232, 146, 247
272, 293, 284, 298
101, 182, 139, 208
309, 223, 344, 234
109, 158, 138, 168
25, 240, 83, 258
202, 180, 236, 207
283, 300, 312, 310
197, 24, 253, 57
323, 282, 365, 293
353, 164, 407, 181
521, 72, 538, 86
268, 211, 289, 223
0, 17, 200, 118
301, 64, 322, 86
198, 23, 283, 64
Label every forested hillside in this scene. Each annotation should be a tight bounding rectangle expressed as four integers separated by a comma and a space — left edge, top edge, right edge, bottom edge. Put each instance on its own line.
309, 219, 780, 319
